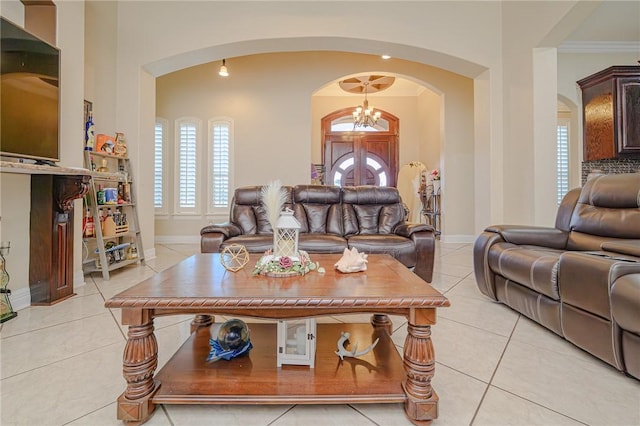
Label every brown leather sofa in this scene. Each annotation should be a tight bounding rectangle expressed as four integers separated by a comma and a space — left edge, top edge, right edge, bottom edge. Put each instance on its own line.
474, 173, 640, 379
201, 185, 436, 282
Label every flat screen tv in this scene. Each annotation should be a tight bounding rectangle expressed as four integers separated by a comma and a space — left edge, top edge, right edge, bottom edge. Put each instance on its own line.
1, 17, 60, 164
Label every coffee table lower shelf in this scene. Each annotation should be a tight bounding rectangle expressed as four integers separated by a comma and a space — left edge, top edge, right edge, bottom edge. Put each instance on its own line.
153, 322, 407, 405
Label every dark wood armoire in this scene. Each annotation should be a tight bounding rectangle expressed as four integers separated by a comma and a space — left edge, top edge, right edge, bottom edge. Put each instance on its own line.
577, 65, 640, 161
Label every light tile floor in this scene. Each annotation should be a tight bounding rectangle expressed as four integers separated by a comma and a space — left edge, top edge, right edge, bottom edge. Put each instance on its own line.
1, 242, 639, 426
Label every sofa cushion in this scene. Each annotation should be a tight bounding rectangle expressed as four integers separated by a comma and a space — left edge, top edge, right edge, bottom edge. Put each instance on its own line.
342, 186, 405, 236
611, 274, 640, 335
559, 251, 639, 320
230, 186, 293, 235
487, 243, 562, 300
567, 173, 640, 250
298, 234, 347, 253
293, 185, 343, 235
347, 235, 416, 267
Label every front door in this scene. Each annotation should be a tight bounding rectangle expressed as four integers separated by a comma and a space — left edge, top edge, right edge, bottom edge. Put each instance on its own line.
321, 108, 399, 187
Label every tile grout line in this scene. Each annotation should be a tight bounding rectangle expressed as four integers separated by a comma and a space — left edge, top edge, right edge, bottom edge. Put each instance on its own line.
469, 313, 521, 425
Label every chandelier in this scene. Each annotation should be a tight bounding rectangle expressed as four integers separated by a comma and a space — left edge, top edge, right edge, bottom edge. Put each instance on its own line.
352, 82, 381, 129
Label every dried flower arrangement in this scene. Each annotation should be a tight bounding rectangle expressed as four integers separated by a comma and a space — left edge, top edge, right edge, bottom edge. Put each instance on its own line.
253, 249, 320, 277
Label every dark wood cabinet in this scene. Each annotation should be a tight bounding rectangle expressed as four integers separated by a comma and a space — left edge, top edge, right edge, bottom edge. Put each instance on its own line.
30, 174, 90, 305
578, 66, 640, 161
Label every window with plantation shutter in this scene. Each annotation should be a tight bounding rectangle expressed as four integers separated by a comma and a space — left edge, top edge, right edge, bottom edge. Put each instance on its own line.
557, 120, 570, 205
154, 118, 168, 214
175, 118, 201, 214
208, 118, 233, 212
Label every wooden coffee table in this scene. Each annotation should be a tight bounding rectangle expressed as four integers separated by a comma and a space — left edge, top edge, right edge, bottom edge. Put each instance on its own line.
105, 253, 449, 425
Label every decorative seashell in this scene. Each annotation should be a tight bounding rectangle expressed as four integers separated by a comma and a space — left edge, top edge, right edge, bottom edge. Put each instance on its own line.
334, 247, 368, 273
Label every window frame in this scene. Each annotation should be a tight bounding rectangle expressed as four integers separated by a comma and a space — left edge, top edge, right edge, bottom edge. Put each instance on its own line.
154, 117, 169, 216
207, 117, 234, 215
173, 117, 202, 215
557, 117, 570, 205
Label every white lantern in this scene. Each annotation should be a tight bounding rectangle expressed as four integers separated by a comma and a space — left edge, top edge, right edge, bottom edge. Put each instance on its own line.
273, 208, 300, 259
277, 319, 317, 368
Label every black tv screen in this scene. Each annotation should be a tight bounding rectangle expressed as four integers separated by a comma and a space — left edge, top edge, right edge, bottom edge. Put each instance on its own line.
1, 17, 60, 163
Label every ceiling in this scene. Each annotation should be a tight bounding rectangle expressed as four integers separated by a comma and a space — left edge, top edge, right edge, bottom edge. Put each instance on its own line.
316, 1, 639, 98
563, 1, 640, 42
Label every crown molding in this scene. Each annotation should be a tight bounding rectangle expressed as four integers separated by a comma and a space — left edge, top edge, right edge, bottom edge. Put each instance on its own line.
558, 41, 640, 54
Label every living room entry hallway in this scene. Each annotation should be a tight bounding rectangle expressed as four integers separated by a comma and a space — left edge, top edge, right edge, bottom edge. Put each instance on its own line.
1, 242, 638, 425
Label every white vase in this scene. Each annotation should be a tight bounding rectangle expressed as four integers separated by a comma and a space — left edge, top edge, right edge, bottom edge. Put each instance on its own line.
432, 180, 441, 194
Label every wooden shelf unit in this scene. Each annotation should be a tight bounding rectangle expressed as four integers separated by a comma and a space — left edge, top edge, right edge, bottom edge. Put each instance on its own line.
82, 150, 144, 280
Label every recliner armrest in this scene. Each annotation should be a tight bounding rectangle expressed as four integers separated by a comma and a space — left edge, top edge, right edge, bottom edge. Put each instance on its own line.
485, 225, 568, 249
394, 222, 434, 238
200, 222, 242, 239
601, 240, 640, 259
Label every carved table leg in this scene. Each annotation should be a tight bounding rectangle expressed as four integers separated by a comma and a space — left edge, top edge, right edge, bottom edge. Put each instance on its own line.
190, 314, 214, 334
117, 312, 160, 425
371, 313, 393, 335
402, 311, 438, 425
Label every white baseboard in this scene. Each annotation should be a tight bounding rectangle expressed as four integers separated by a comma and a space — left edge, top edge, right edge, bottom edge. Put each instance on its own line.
154, 235, 201, 244
10, 287, 31, 311
144, 247, 157, 260
441, 234, 476, 244
74, 269, 86, 288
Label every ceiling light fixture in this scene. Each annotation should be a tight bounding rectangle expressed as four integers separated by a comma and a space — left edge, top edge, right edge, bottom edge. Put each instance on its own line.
381, 54, 391, 60
353, 82, 381, 129
218, 59, 229, 77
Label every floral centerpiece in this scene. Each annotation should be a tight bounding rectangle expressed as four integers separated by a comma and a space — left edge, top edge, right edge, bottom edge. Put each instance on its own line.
253, 249, 319, 277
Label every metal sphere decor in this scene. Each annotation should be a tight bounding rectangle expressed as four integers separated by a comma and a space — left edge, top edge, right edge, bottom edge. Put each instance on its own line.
206, 319, 253, 363
220, 244, 249, 272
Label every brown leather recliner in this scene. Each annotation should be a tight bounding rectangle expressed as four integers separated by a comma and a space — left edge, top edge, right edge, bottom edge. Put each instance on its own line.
201, 184, 436, 282
474, 173, 640, 379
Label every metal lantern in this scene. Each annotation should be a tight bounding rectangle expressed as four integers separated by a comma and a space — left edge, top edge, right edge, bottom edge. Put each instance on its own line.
277, 319, 317, 368
273, 208, 300, 259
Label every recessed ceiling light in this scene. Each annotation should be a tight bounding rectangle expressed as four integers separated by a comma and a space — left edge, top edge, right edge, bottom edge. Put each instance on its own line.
381, 55, 391, 60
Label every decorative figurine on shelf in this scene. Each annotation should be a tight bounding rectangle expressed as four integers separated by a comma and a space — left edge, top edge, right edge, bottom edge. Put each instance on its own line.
0, 242, 17, 323
334, 247, 368, 273
335, 331, 379, 360
114, 132, 127, 157
85, 111, 95, 151
206, 319, 253, 363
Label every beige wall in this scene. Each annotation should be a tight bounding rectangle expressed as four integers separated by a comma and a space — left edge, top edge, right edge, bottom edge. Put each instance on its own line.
155, 52, 473, 239
3, 1, 636, 307
0, 0, 85, 305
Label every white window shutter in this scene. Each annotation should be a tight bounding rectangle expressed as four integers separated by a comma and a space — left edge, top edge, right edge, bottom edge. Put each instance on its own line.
208, 119, 233, 213
154, 120, 166, 211
557, 122, 569, 205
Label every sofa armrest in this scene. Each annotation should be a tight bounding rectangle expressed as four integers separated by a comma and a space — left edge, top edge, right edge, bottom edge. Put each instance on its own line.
484, 225, 568, 249
394, 222, 433, 238
200, 222, 243, 253
200, 222, 242, 239
409, 228, 436, 283
473, 231, 505, 300
601, 240, 640, 259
